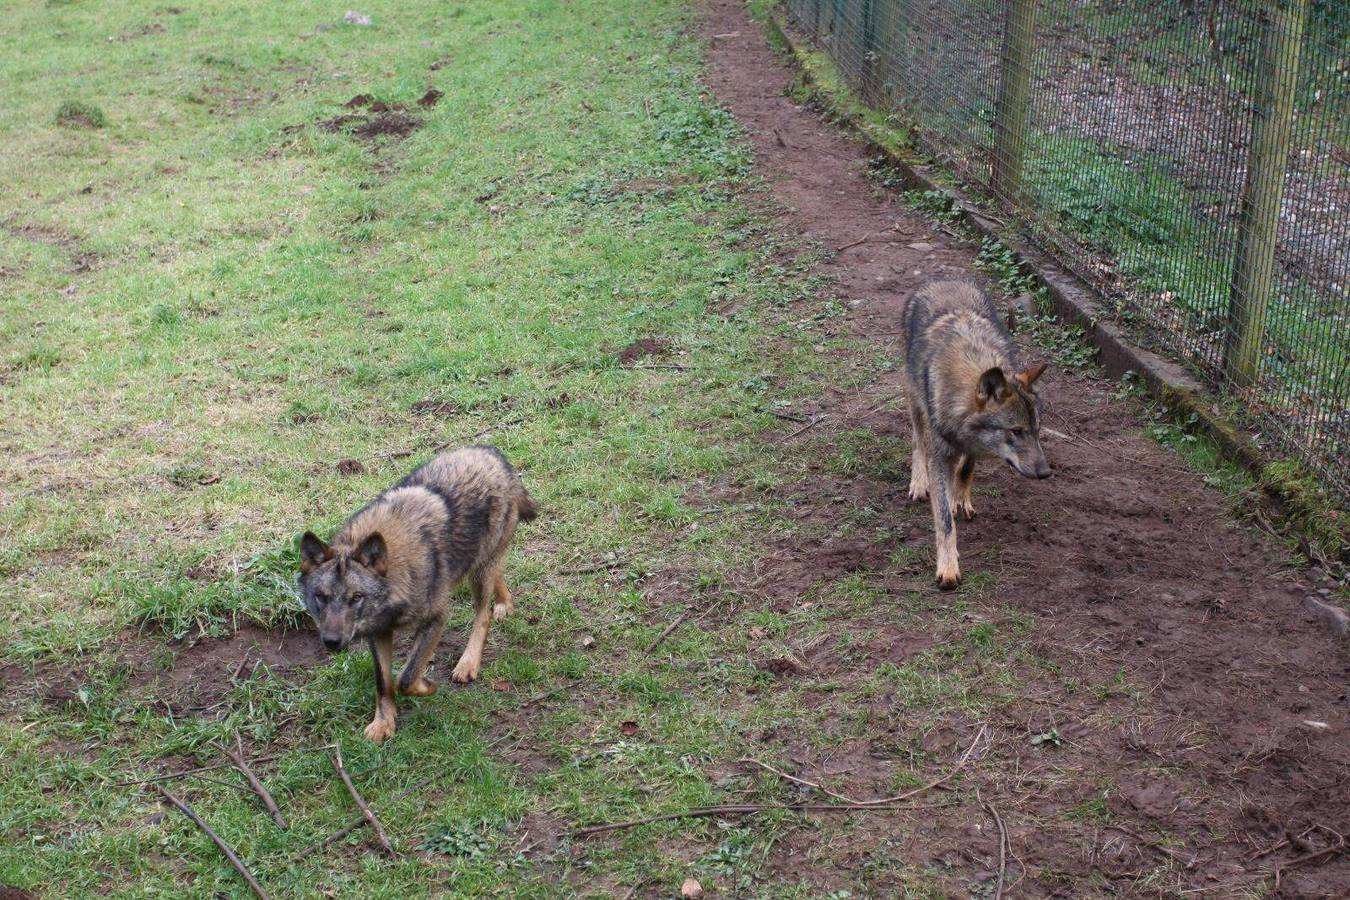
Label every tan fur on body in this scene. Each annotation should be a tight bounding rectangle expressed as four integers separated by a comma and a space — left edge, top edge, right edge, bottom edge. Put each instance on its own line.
900, 281, 1051, 589
298, 445, 537, 743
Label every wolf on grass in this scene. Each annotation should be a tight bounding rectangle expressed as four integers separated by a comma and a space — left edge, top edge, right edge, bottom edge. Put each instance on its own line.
901, 280, 1051, 589
298, 445, 537, 743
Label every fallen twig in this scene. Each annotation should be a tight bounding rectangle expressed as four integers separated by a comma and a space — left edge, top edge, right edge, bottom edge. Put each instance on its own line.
982, 797, 1008, 900
740, 757, 858, 803
300, 776, 436, 857
744, 725, 986, 807
628, 363, 690, 371
770, 410, 808, 423
642, 608, 690, 657
153, 785, 270, 900
332, 747, 395, 856
576, 799, 938, 837
522, 679, 580, 707
579, 726, 987, 837
835, 233, 877, 252
1271, 829, 1347, 890
227, 734, 287, 829
785, 416, 825, 440
559, 556, 627, 576
1106, 825, 1198, 869
112, 754, 284, 788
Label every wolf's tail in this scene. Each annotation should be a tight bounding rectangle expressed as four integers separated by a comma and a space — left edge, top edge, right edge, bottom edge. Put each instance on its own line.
516, 490, 539, 523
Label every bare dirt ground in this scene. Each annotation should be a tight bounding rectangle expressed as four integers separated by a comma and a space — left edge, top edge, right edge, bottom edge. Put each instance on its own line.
696, 1, 1350, 895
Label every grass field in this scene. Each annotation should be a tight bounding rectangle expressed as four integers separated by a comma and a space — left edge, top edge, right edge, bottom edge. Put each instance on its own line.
0, 1, 925, 895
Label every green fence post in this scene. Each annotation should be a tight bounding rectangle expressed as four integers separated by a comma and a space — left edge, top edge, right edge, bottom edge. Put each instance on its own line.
1224, 0, 1309, 388
991, 0, 1038, 202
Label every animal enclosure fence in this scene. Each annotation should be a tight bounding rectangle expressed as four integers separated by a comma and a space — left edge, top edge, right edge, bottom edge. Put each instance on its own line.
783, 0, 1350, 504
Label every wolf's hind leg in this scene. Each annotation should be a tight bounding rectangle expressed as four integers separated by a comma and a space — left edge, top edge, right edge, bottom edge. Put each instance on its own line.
907, 401, 931, 501
451, 562, 498, 683
398, 615, 446, 697
364, 632, 398, 744
953, 454, 976, 521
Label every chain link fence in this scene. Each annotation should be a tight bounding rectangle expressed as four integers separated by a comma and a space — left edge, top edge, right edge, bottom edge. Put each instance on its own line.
784, 0, 1349, 504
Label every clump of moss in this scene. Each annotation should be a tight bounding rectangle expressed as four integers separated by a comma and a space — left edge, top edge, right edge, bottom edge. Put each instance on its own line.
55, 100, 107, 129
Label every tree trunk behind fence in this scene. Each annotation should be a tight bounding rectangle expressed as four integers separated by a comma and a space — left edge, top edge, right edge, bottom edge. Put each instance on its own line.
1224, 0, 1309, 388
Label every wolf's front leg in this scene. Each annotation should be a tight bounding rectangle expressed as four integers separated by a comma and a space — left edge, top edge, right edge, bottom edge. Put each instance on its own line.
365, 632, 398, 744
397, 615, 446, 697
451, 565, 496, 683
927, 448, 960, 589
907, 401, 931, 501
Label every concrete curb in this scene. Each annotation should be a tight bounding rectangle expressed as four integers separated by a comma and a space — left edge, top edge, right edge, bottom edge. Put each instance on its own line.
764, 7, 1347, 568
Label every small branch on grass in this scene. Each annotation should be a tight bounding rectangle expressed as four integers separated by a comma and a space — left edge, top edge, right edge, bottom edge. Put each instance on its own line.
835, 233, 880, 252
628, 363, 690, 372
227, 734, 287, 829
301, 776, 436, 857
642, 608, 690, 657
1271, 828, 1347, 890
770, 410, 808, 423
1106, 825, 1198, 869
153, 785, 270, 900
559, 556, 627, 576
785, 415, 825, 440
112, 754, 284, 788
579, 726, 988, 837
332, 746, 395, 856
522, 679, 580, 707
981, 796, 1009, 900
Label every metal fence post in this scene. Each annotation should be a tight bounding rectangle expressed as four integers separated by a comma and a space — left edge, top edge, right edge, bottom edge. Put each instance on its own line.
991, 0, 1038, 202
861, 0, 880, 102
1224, 0, 1309, 388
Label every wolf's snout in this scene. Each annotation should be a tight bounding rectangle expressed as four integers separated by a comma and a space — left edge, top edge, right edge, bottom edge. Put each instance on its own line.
322, 634, 343, 651
1033, 461, 1053, 479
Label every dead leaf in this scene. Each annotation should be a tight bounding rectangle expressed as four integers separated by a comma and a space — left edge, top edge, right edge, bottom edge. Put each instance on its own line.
620, 720, 639, 736
681, 878, 703, 898
336, 458, 366, 475
749, 626, 767, 640
580, 634, 595, 648
491, 680, 512, 692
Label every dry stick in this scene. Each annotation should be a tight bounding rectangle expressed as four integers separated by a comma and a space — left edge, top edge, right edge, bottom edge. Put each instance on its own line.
300, 776, 436, 857
628, 363, 690, 371
153, 785, 270, 900
835, 233, 877, 252
579, 726, 988, 837
749, 725, 986, 807
785, 415, 825, 440
1272, 833, 1347, 890
522, 679, 580, 707
559, 557, 627, 576
642, 608, 690, 657
112, 754, 285, 788
982, 798, 1009, 900
577, 800, 936, 837
227, 734, 287, 829
332, 747, 395, 856
770, 410, 808, 423
740, 757, 860, 804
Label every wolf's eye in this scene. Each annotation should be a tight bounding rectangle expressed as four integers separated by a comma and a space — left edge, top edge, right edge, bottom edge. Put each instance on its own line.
314, 592, 330, 606
1009, 428, 1025, 439
350, 592, 365, 605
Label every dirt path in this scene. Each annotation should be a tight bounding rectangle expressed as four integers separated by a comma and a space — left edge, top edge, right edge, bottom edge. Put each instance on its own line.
700, 2, 1349, 895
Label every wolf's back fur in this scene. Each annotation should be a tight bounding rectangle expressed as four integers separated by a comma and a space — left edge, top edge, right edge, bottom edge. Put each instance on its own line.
900, 280, 1022, 439
328, 445, 535, 626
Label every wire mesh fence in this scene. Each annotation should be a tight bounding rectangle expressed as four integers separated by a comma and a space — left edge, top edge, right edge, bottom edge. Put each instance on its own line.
784, 0, 1349, 504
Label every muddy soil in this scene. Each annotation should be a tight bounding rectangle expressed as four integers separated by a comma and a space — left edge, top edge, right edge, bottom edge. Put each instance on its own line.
697, 1, 1350, 895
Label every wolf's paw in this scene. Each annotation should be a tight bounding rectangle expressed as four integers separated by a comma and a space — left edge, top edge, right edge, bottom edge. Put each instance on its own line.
935, 566, 961, 591
907, 483, 929, 502
492, 599, 514, 622
399, 677, 437, 697
364, 717, 396, 744
451, 654, 481, 684
956, 500, 976, 521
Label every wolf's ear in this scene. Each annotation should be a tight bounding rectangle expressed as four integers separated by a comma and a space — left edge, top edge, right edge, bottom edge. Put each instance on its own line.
1014, 362, 1048, 391
976, 367, 1009, 405
299, 531, 331, 575
354, 532, 388, 576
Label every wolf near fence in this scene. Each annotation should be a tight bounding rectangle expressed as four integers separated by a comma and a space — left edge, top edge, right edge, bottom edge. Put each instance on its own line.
902, 280, 1050, 589
786, 0, 1350, 507
298, 445, 538, 744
